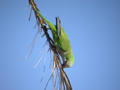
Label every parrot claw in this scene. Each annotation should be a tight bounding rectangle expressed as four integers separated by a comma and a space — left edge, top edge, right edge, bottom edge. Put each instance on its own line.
62, 60, 67, 69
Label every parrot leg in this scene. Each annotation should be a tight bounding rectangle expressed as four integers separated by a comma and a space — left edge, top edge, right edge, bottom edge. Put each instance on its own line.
62, 60, 67, 69
45, 25, 51, 30
56, 16, 61, 38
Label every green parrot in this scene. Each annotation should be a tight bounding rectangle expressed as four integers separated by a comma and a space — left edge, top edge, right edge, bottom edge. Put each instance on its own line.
32, 6, 74, 68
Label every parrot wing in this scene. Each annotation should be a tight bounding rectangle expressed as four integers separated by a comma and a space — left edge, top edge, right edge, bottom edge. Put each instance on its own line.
56, 16, 62, 38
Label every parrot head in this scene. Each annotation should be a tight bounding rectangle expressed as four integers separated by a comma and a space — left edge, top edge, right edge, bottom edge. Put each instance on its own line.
63, 53, 74, 68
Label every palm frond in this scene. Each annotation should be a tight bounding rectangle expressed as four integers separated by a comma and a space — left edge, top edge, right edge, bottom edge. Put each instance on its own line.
29, 0, 72, 89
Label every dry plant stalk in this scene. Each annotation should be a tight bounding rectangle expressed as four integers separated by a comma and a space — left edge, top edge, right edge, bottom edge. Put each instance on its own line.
29, 0, 72, 90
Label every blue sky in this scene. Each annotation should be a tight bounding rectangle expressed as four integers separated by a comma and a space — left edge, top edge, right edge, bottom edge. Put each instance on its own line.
0, 0, 120, 90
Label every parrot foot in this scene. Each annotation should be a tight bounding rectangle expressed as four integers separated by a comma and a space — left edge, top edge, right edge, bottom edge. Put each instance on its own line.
43, 25, 50, 30
62, 61, 67, 69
